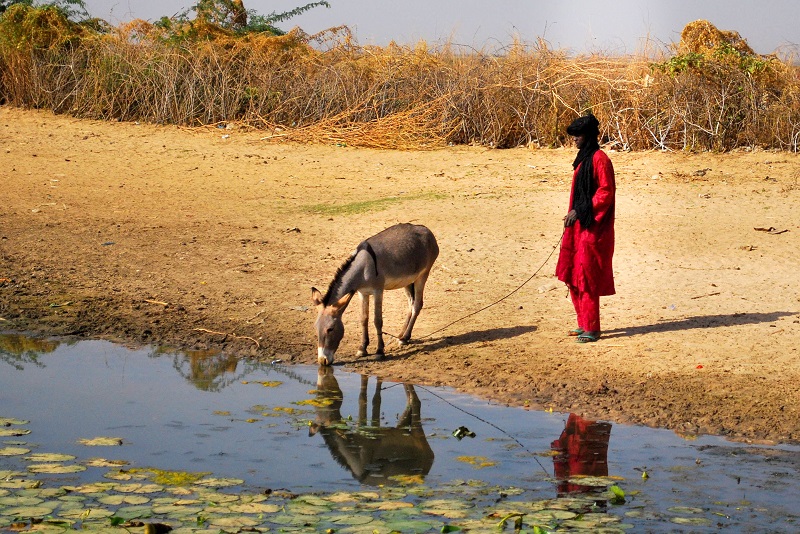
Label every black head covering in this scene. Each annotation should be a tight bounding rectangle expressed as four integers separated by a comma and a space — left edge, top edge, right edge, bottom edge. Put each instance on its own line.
567, 114, 601, 228
566, 114, 600, 138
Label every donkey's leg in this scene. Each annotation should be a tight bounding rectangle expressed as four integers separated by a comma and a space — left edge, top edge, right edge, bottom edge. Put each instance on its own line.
373, 289, 386, 359
356, 292, 370, 358
399, 284, 415, 342
371, 378, 382, 426
357, 375, 369, 425
399, 270, 432, 342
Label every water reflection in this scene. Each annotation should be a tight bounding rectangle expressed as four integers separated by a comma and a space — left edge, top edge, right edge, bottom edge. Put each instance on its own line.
551, 413, 612, 496
155, 347, 245, 392
310, 367, 435, 485
0, 333, 60, 369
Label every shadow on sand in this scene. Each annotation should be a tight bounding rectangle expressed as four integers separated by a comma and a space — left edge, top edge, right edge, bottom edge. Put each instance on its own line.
602, 311, 794, 339
364, 324, 537, 362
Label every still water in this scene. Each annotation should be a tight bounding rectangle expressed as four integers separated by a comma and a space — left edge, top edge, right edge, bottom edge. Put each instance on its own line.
1, 333, 799, 532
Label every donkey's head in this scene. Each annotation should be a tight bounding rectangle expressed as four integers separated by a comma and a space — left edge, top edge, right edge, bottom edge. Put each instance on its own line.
311, 287, 354, 366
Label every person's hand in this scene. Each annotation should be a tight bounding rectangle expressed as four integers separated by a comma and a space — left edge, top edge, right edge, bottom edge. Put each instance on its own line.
563, 209, 578, 227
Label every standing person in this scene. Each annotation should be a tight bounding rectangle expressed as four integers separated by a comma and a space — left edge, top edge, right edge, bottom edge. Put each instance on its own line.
555, 114, 616, 343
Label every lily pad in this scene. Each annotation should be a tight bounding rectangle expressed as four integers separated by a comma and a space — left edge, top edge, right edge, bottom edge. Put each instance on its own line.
0, 505, 57, 517
25, 453, 76, 462
0, 495, 44, 506
328, 513, 376, 526
671, 516, 712, 526
208, 516, 260, 528
193, 477, 243, 488
115, 483, 163, 494
568, 476, 620, 487
0, 429, 31, 437
59, 507, 116, 519
384, 519, 438, 531
85, 458, 129, 468
69, 482, 117, 494
97, 494, 151, 506
27, 463, 86, 474
228, 502, 281, 514
113, 505, 154, 520
78, 437, 123, 446
151, 504, 204, 516
0, 447, 30, 456
0, 418, 29, 426
667, 506, 705, 514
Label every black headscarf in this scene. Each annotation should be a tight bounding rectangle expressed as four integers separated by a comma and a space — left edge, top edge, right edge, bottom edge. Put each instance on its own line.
567, 114, 601, 228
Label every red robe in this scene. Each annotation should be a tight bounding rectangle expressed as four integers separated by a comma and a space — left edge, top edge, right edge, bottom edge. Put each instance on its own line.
555, 150, 616, 296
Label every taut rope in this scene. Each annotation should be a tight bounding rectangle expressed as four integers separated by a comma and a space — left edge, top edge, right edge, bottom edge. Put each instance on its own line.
385, 230, 564, 341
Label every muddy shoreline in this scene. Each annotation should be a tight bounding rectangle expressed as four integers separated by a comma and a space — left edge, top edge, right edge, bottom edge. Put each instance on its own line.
2, 107, 799, 445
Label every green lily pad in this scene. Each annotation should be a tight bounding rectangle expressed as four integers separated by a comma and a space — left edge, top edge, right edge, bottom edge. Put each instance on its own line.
528, 509, 579, 521
0, 479, 40, 490
568, 476, 621, 487
27, 463, 86, 474
85, 458, 129, 468
667, 506, 705, 514
228, 502, 281, 514
384, 519, 438, 531
59, 507, 116, 519
25, 453, 76, 462
0, 495, 44, 506
69, 482, 117, 494
0, 418, 29, 426
0, 447, 30, 456
78, 437, 123, 446
113, 505, 154, 520
0, 505, 57, 517
671, 517, 712, 526
97, 494, 151, 506
327, 513, 375, 526
268, 513, 321, 527
196, 491, 239, 504
208, 516, 260, 528
0, 428, 31, 437
115, 483, 163, 494
294, 495, 334, 507
151, 504, 204, 516
193, 477, 243, 488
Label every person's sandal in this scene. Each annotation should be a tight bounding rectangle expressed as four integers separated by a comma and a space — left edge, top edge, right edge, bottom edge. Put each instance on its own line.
576, 331, 600, 343
568, 328, 584, 337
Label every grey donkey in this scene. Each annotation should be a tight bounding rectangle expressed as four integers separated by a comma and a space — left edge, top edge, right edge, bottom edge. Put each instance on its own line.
311, 223, 439, 365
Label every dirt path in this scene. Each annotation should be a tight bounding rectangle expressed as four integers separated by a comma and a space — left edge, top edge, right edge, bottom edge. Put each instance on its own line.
2, 107, 799, 445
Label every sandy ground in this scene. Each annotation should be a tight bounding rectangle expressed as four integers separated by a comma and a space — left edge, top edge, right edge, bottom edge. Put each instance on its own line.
1, 107, 799, 445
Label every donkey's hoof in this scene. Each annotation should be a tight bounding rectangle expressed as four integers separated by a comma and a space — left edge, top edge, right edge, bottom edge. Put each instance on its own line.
374, 352, 386, 362
397, 337, 412, 346
355, 349, 367, 358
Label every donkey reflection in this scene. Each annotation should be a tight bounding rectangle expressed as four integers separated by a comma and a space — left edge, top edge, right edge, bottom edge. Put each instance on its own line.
309, 367, 434, 486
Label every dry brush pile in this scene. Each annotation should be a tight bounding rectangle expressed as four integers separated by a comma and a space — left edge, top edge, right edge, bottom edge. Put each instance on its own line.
1, 6, 799, 152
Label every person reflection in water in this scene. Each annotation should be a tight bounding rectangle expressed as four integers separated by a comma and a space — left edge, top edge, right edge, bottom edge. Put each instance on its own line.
309, 367, 434, 486
551, 413, 612, 497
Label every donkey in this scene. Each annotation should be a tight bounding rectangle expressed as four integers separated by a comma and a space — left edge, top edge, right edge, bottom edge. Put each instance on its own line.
311, 223, 439, 366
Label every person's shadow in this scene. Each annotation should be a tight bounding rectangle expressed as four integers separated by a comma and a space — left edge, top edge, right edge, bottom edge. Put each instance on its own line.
602, 311, 793, 339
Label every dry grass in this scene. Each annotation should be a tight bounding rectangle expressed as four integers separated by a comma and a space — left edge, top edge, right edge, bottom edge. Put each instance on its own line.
2, 7, 799, 151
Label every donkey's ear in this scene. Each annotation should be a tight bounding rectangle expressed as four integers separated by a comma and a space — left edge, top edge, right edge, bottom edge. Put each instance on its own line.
332, 291, 354, 311
311, 287, 324, 306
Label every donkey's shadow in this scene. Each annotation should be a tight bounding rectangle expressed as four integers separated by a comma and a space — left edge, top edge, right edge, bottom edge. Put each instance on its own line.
371, 324, 537, 361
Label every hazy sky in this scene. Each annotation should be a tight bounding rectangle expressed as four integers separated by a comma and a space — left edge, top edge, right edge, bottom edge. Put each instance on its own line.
81, 0, 799, 56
